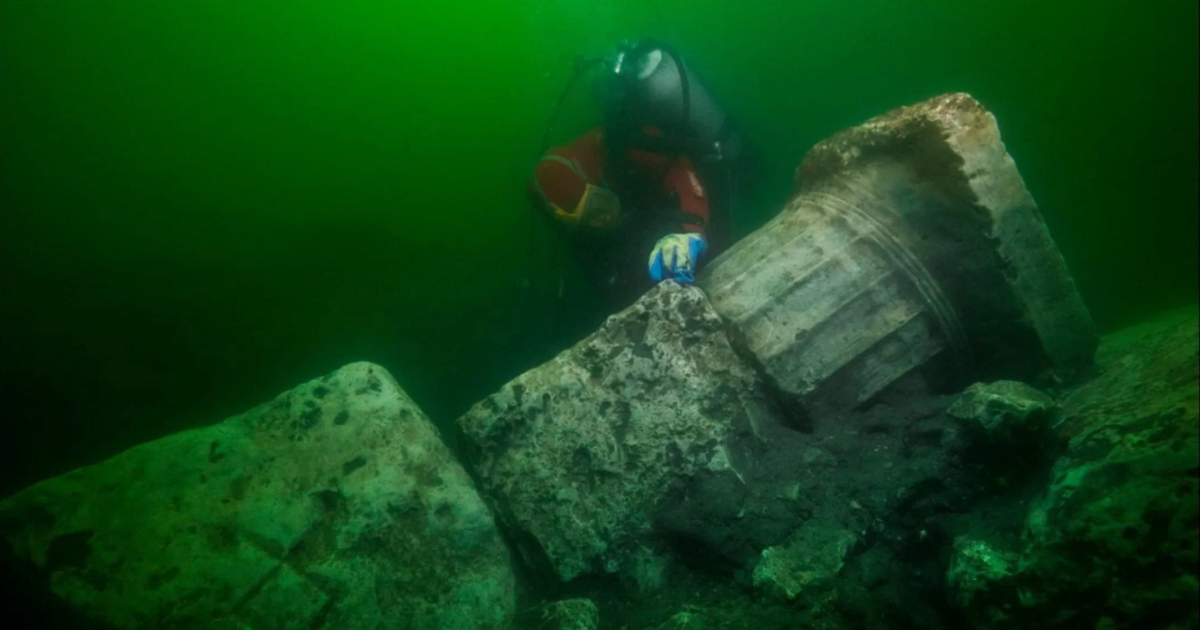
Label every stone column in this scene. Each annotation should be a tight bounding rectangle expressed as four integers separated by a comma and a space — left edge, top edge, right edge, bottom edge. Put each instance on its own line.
699, 93, 1097, 412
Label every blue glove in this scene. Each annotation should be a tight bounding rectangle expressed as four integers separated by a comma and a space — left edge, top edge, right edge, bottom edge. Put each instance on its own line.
648, 233, 707, 284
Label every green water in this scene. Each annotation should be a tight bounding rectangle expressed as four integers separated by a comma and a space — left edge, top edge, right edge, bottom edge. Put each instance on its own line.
1, 0, 1196, 494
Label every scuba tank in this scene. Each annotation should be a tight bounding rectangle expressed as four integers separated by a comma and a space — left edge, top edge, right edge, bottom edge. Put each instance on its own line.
601, 39, 754, 258
539, 39, 747, 169
604, 40, 745, 165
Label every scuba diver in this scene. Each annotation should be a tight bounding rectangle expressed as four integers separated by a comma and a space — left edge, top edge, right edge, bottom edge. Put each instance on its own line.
529, 39, 757, 313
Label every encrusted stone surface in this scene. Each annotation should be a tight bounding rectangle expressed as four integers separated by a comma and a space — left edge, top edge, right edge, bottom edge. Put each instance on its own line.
700, 92, 1096, 415
0, 362, 515, 630
644, 611, 711, 630
799, 93, 1097, 382
457, 282, 770, 582
951, 308, 1199, 630
948, 380, 1057, 442
1021, 309, 1199, 629
521, 598, 600, 630
945, 537, 1020, 624
752, 526, 857, 602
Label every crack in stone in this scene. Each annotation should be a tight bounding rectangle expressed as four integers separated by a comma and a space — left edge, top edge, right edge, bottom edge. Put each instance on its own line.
231, 561, 283, 616
229, 527, 344, 628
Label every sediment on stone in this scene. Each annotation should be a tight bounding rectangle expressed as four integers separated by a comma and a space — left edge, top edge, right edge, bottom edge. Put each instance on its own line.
457, 282, 774, 584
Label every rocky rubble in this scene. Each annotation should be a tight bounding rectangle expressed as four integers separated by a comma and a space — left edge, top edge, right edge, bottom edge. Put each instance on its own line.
620, 308, 1196, 630
468, 95, 1191, 630
949, 308, 1200, 630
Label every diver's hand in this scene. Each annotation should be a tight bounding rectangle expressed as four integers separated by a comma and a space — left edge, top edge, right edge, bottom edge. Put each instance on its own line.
648, 233, 707, 284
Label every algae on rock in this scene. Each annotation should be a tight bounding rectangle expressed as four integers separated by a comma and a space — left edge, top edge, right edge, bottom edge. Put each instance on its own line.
0, 362, 516, 630
948, 309, 1200, 630
752, 526, 857, 603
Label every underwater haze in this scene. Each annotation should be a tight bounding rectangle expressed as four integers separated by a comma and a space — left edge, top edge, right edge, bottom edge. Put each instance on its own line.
1, 0, 1196, 501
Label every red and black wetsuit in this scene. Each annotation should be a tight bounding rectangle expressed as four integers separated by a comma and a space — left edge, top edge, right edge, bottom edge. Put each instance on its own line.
531, 125, 730, 308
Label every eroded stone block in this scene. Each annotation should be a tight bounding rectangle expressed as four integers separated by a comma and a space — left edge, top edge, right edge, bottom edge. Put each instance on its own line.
0, 362, 516, 630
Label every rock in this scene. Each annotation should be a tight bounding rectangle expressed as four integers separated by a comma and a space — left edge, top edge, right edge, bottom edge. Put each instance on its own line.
951, 308, 1199, 630
624, 544, 670, 592
634, 600, 840, 630
837, 544, 952, 630
1021, 309, 1199, 629
945, 538, 1021, 625
0, 362, 515, 630
1056, 308, 1199, 442
752, 525, 857, 602
457, 282, 770, 583
948, 380, 1057, 443
699, 93, 1096, 415
802, 446, 837, 466
948, 381, 1062, 487
520, 598, 599, 630
646, 611, 710, 629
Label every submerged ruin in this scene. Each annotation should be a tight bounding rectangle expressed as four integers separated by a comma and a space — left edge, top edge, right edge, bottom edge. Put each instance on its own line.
2, 94, 1195, 630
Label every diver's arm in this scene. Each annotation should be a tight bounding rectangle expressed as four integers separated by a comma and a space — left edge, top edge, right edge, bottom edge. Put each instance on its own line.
648, 157, 710, 284
530, 129, 619, 229
663, 156, 710, 236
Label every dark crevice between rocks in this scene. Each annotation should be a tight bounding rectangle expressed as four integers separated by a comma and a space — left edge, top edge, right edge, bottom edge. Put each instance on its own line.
653, 470, 756, 576
441, 412, 564, 613
496, 515, 569, 618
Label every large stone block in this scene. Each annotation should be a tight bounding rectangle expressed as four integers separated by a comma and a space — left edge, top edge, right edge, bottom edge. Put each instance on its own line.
699, 93, 1096, 412
457, 282, 769, 582
0, 362, 515, 630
